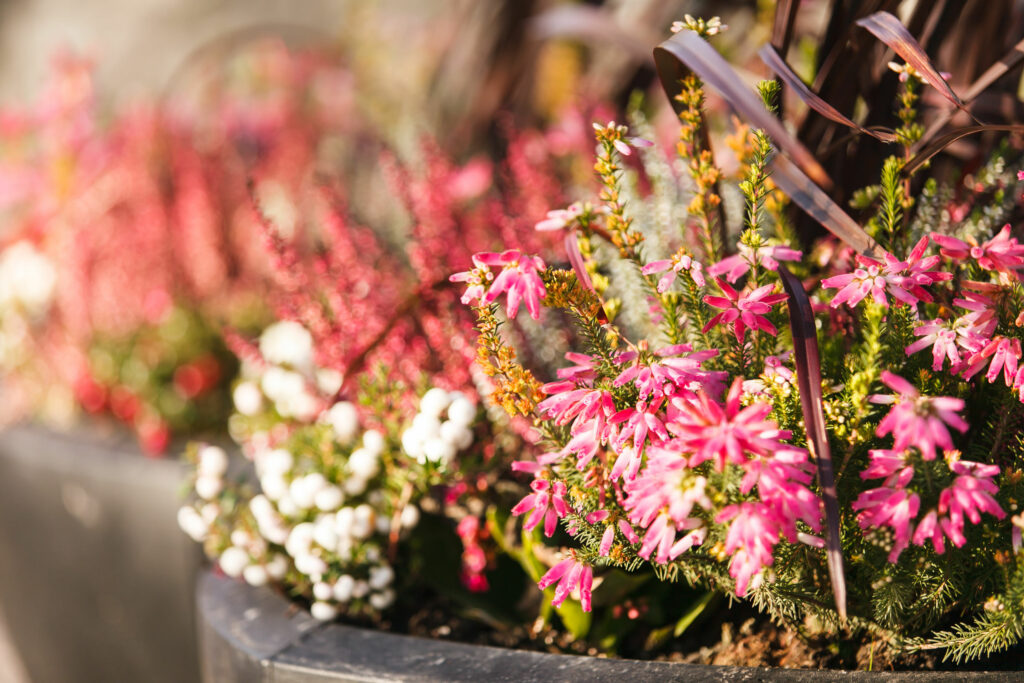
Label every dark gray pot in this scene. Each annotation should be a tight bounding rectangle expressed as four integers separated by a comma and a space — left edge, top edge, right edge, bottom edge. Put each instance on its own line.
0, 424, 202, 683
196, 569, 1022, 682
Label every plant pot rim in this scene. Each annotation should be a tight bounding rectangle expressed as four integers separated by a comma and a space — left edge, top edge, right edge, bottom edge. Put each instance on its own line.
195, 568, 1021, 681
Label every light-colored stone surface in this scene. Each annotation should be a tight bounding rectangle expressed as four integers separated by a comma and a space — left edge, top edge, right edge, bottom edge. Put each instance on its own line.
0, 0, 345, 103
0, 607, 28, 683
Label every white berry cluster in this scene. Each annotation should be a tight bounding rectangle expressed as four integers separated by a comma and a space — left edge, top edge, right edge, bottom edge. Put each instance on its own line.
400, 387, 476, 466
230, 320, 343, 425
179, 401, 420, 621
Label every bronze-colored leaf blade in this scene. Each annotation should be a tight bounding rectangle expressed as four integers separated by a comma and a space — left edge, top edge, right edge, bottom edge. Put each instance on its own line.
855, 12, 969, 114
903, 124, 1024, 176
777, 264, 847, 621
918, 37, 1024, 147
654, 30, 833, 190
653, 31, 883, 258
768, 153, 884, 258
758, 45, 898, 143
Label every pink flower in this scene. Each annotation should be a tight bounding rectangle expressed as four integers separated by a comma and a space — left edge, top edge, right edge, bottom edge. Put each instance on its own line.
535, 202, 584, 231
537, 556, 594, 611
870, 371, 967, 461
940, 459, 1005, 531
465, 250, 547, 320
702, 279, 787, 342
642, 252, 706, 292
931, 224, 1024, 274
707, 243, 802, 283
851, 487, 920, 562
668, 378, 791, 469
610, 399, 669, 460
822, 238, 949, 309
859, 449, 915, 487
962, 335, 1021, 385
511, 478, 570, 537
717, 502, 780, 596
740, 449, 821, 534
623, 453, 711, 563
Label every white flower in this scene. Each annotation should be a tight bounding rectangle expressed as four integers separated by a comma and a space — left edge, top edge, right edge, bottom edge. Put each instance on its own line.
423, 438, 455, 464
375, 515, 390, 535
401, 429, 424, 460
195, 475, 223, 501
177, 506, 209, 542
199, 502, 221, 523
411, 414, 441, 440
249, 494, 274, 522
314, 485, 344, 511
276, 495, 300, 518
348, 448, 379, 480
260, 448, 293, 476
316, 368, 343, 396
260, 473, 288, 502
446, 396, 476, 427
286, 523, 315, 557
335, 507, 355, 537
400, 505, 420, 530
312, 581, 334, 601
261, 366, 306, 403
369, 589, 395, 610
313, 516, 339, 552
362, 429, 385, 455
219, 547, 250, 578
351, 504, 375, 540
439, 421, 473, 451
343, 476, 367, 497
294, 553, 328, 578
197, 445, 229, 477
259, 320, 314, 371
419, 388, 451, 417
289, 477, 317, 510
310, 601, 339, 621
232, 381, 264, 416
333, 574, 355, 602
0, 241, 57, 318
230, 529, 254, 547
265, 553, 289, 580
368, 565, 394, 590
324, 402, 359, 443
351, 580, 370, 599
242, 564, 269, 587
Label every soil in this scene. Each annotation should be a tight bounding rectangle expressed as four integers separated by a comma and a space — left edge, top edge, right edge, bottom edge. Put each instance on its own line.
366, 594, 1024, 673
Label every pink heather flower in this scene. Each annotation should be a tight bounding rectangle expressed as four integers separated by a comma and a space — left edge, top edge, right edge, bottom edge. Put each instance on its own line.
612, 345, 724, 401
931, 224, 1024, 274
538, 556, 594, 611
870, 371, 967, 461
585, 510, 640, 557
623, 452, 711, 563
642, 252, 705, 292
860, 449, 915, 487
906, 319, 965, 372
707, 243, 802, 283
851, 486, 921, 562
468, 250, 547, 320
668, 378, 791, 469
716, 502, 780, 596
511, 478, 570, 537
822, 238, 949, 309
963, 335, 1021, 385
702, 278, 787, 342
535, 202, 584, 231
740, 449, 822, 534
610, 399, 669, 460
556, 352, 600, 384
940, 459, 1005, 530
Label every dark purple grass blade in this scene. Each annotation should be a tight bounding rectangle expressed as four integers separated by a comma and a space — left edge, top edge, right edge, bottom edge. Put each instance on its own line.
856, 12, 973, 118
920, 38, 1024, 147
654, 31, 883, 259
758, 45, 898, 143
768, 154, 884, 258
903, 124, 1024, 176
654, 30, 833, 190
777, 265, 847, 621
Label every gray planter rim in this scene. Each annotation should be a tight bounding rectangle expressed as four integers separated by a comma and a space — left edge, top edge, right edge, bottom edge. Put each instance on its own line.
195, 569, 1022, 682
